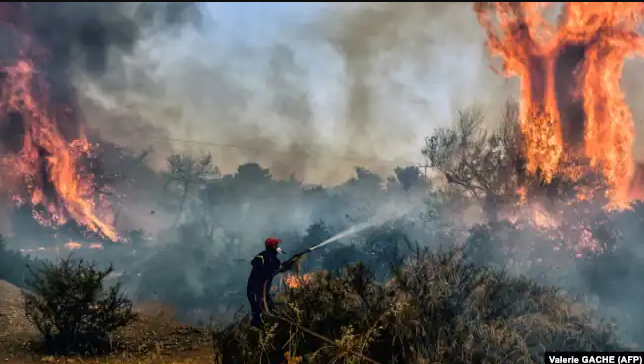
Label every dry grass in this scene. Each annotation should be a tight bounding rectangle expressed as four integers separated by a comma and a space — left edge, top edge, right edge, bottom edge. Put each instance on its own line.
1, 321, 213, 364
32, 352, 214, 364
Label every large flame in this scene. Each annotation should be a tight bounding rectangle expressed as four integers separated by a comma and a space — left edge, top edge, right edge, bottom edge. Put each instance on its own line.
0, 9, 118, 241
475, 2, 644, 207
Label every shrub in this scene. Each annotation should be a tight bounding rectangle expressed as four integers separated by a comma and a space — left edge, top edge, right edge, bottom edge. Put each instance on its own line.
211, 247, 622, 364
22, 255, 136, 355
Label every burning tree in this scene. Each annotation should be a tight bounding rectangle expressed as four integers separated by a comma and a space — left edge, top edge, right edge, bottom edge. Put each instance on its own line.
0, 3, 125, 243
475, 2, 644, 208
424, 2, 644, 270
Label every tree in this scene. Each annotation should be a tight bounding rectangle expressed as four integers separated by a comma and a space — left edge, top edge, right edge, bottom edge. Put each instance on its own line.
393, 165, 429, 191
346, 167, 383, 190
192, 182, 225, 243
423, 104, 524, 221
233, 162, 272, 186
164, 153, 219, 225
85, 142, 152, 230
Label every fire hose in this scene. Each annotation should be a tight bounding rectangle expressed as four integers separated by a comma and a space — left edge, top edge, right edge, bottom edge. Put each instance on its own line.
279, 251, 308, 274
278, 237, 336, 273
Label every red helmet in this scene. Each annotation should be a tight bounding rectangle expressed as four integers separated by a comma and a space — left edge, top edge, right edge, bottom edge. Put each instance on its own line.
264, 237, 285, 254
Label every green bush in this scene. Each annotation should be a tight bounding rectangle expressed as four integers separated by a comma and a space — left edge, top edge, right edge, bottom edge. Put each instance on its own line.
22, 255, 136, 355
211, 247, 622, 364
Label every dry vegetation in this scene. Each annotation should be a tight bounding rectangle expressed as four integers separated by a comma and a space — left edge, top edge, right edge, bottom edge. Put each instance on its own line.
0, 243, 625, 364
212, 247, 622, 364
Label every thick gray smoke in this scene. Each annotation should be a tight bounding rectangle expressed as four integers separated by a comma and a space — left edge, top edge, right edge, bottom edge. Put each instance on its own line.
0, 2, 203, 163
4, 2, 200, 110
76, 2, 516, 184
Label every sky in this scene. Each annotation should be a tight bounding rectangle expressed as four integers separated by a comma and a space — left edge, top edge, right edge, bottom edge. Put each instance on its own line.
203, 2, 330, 46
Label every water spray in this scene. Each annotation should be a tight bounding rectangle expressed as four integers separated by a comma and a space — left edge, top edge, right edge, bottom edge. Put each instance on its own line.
281, 203, 418, 270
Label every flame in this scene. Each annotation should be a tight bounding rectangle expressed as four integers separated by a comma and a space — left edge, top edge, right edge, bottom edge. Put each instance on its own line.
0, 12, 118, 240
504, 203, 559, 230
64, 241, 82, 250
528, 207, 559, 230
284, 273, 313, 289
501, 197, 605, 259
476, 2, 644, 207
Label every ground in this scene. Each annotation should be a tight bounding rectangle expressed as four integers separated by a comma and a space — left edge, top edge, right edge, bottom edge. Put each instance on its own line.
0, 281, 214, 364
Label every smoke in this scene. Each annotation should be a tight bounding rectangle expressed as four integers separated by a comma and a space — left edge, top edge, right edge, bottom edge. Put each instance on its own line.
75, 2, 514, 184
0, 2, 200, 131
74, 2, 644, 183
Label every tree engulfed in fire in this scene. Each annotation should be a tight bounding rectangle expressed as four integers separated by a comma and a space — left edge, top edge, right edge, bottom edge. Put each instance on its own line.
0, 5, 118, 241
475, 2, 644, 208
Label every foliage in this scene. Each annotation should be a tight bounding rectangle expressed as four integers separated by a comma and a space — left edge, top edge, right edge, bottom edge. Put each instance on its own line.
423, 104, 525, 221
211, 247, 621, 364
22, 255, 136, 354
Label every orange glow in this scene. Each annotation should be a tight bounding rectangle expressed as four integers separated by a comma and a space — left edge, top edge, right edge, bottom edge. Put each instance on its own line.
476, 2, 644, 208
283, 273, 313, 289
64, 241, 82, 250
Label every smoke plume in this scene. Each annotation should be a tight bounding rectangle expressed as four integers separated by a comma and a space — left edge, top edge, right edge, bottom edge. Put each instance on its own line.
76, 2, 514, 184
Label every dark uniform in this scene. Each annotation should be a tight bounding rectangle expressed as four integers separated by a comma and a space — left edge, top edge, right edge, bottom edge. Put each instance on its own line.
247, 248, 282, 327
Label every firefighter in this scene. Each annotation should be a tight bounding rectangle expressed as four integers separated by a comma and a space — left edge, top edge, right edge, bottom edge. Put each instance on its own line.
247, 237, 294, 327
